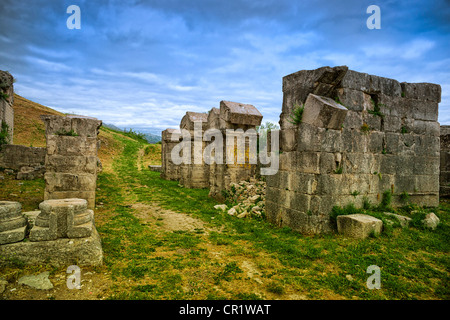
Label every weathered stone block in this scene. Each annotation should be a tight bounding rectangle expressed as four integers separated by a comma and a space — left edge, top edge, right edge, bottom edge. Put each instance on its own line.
302, 94, 348, 130
220, 101, 263, 126
401, 82, 441, 103
335, 88, 372, 112
337, 214, 383, 239
0, 201, 27, 244
343, 110, 363, 130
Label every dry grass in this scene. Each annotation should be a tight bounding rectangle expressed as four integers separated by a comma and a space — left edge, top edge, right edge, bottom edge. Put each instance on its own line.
12, 94, 63, 147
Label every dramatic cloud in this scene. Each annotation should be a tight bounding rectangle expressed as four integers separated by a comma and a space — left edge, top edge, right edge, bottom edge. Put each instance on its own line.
1, 0, 449, 133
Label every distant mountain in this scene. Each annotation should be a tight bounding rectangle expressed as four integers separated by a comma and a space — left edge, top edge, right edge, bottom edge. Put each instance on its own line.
102, 123, 124, 132
143, 133, 161, 144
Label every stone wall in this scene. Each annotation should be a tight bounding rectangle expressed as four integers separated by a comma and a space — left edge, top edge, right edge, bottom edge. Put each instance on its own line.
0, 144, 46, 179
0, 70, 14, 143
441, 125, 450, 197
41, 115, 102, 209
266, 66, 441, 234
160, 100, 263, 199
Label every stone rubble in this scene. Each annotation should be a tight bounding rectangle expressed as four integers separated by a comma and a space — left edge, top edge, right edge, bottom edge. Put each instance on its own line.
213, 178, 266, 219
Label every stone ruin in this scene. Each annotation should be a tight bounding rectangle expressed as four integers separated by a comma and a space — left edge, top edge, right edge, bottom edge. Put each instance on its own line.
266, 66, 442, 234
41, 114, 102, 210
441, 125, 450, 197
161, 100, 263, 200
0, 71, 14, 144
0, 198, 103, 266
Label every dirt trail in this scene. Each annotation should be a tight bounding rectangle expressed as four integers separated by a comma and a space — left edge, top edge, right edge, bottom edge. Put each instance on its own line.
132, 202, 210, 234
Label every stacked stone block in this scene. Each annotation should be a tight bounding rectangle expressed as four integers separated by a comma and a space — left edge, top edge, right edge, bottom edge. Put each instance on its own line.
0, 70, 14, 143
179, 111, 209, 188
29, 198, 95, 241
267, 66, 441, 234
160, 101, 263, 199
208, 101, 262, 200
41, 115, 102, 209
161, 128, 181, 181
0, 201, 27, 245
441, 125, 450, 197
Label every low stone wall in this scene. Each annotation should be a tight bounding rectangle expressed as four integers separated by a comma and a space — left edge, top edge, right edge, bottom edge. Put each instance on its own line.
161, 101, 263, 200
0, 144, 46, 179
441, 125, 450, 197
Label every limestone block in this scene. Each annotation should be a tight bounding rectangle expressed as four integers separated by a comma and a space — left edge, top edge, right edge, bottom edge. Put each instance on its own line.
45, 155, 97, 174
335, 88, 372, 112
220, 101, 263, 126
0, 201, 27, 245
302, 94, 348, 130
280, 128, 298, 152
0, 227, 103, 267
44, 173, 96, 192
402, 98, 439, 122
337, 214, 383, 239
297, 122, 324, 152
46, 136, 98, 157
40, 115, 102, 137
29, 199, 94, 241
383, 212, 411, 228
362, 112, 382, 132
412, 120, 440, 136
400, 82, 441, 103
340, 70, 402, 97
321, 129, 343, 153
343, 110, 364, 130
180, 111, 208, 132
207, 107, 220, 129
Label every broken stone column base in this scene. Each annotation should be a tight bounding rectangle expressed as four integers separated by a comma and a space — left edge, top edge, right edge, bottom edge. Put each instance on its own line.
0, 227, 103, 267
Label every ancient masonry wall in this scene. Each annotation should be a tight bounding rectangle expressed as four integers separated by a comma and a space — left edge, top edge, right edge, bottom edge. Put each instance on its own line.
0, 70, 14, 143
41, 115, 102, 209
161, 101, 263, 200
440, 125, 450, 197
266, 66, 441, 234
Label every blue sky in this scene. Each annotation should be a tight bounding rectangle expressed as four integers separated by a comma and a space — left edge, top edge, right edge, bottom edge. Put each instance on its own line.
1, 0, 449, 135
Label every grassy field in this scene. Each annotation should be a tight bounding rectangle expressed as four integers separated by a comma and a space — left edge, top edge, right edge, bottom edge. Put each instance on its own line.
0, 102, 449, 300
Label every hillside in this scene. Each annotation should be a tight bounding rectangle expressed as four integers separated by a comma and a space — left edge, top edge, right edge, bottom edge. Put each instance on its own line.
12, 94, 63, 147
10, 94, 161, 172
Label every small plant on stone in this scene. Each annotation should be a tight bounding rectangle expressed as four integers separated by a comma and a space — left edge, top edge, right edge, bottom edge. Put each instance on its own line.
360, 123, 371, 134
55, 129, 79, 136
0, 92, 9, 101
399, 191, 410, 203
368, 98, 384, 117
350, 190, 360, 197
362, 196, 372, 210
334, 166, 343, 174
288, 102, 305, 125
0, 120, 10, 148
401, 126, 408, 134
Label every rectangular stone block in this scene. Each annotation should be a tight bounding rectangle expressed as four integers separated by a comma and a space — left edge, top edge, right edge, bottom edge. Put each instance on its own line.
44, 173, 97, 193
343, 110, 363, 130
220, 101, 263, 126
302, 94, 348, 130
293, 151, 321, 174
337, 214, 383, 239
383, 115, 402, 132
321, 129, 343, 153
280, 128, 298, 152
335, 88, 372, 112
45, 155, 98, 174
297, 122, 324, 152
401, 82, 441, 103
402, 98, 439, 122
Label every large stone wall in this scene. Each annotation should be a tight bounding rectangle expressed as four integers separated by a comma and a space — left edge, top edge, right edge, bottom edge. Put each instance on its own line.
161, 101, 263, 200
0, 70, 14, 143
441, 125, 450, 197
41, 115, 102, 209
267, 66, 441, 234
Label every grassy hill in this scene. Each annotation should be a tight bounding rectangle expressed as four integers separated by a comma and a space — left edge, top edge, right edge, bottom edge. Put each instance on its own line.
1, 95, 449, 301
